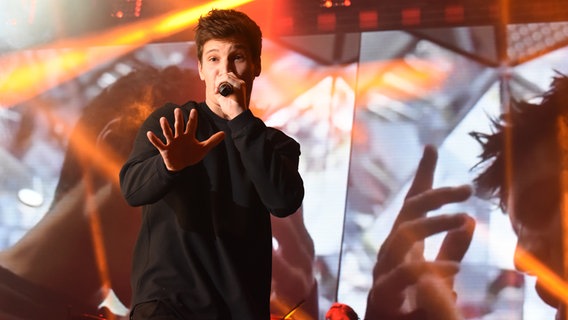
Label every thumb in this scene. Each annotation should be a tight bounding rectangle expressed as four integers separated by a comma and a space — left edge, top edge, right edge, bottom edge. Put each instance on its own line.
202, 131, 225, 152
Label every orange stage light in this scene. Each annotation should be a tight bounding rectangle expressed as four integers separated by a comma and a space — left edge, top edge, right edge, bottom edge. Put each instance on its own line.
514, 246, 568, 305
0, 0, 253, 108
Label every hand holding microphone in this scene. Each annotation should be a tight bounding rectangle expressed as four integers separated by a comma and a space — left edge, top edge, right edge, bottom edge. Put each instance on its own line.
216, 75, 247, 120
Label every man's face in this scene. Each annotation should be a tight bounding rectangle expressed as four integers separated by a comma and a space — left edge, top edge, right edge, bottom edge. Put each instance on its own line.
198, 37, 260, 110
508, 138, 566, 317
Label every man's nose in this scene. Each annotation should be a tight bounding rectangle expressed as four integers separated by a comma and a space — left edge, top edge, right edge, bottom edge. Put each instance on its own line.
218, 59, 232, 74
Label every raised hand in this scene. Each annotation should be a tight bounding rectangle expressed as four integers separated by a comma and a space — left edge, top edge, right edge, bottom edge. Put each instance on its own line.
365, 145, 475, 320
147, 108, 225, 172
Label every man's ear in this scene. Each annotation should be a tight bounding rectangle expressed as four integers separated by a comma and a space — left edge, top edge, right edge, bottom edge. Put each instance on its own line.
96, 118, 122, 148
96, 117, 133, 163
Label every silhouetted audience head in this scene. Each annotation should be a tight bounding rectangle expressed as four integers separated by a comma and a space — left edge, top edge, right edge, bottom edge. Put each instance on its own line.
471, 72, 568, 209
52, 65, 201, 206
471, 72, 568, 318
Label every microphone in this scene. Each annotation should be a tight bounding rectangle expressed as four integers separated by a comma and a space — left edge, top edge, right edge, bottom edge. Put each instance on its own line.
218, 82, 233, 97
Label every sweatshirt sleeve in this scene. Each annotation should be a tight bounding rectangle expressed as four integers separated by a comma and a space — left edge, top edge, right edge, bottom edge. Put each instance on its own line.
228, 110, 305, 217
119, 103, 181, 206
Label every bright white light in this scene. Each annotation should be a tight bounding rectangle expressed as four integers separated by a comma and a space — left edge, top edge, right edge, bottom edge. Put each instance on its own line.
99, 289, 129, 316
17, 188, 43, 207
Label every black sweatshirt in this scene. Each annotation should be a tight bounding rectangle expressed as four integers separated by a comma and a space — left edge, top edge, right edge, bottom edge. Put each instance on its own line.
119, 101, 304, 319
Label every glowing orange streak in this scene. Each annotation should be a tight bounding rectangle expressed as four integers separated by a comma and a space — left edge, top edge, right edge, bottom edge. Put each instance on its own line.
467, 220, 568, 309
29, 97, 123, 188
82, 170, 116, 320
0, 0, 253, 107
355, 59, 449, 103
559, 112, 568, 320
515, 246, 568, 305
269, 298, 311, 320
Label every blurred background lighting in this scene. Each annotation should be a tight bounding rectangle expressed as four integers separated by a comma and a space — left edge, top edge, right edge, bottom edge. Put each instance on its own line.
320, 0, 352, 9
17, 188, 44, 207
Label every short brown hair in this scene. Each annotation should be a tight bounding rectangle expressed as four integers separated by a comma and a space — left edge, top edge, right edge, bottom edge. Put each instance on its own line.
194, 9, 262, 67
